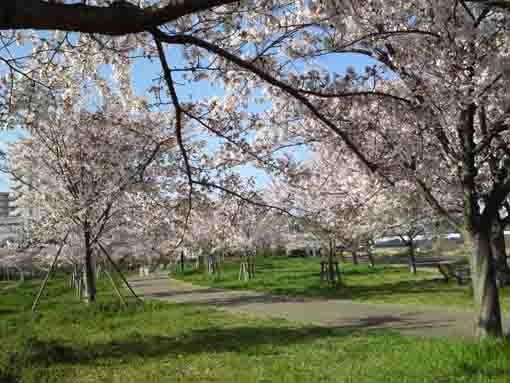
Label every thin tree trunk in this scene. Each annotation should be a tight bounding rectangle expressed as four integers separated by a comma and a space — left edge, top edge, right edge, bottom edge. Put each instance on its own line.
207, 255, 214, 274
83, 247, 96, 303
73, 264, 79, 289
352, 250, 359, 265
77, 275, 82, 298
328, 238, 335, 286
408, 242, 417, 274
83, 229, 97, 304
367, 248, 375, 267
248, 253, 255, 279
471, 229, 503, 338
96, 262, 102, 280
198, 255, 206, 272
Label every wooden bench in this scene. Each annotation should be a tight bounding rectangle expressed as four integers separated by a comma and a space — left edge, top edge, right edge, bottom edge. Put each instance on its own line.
437, 262, 471, 285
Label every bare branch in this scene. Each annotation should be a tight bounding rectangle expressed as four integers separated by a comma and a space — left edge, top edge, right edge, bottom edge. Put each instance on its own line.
153, 29, 382, 176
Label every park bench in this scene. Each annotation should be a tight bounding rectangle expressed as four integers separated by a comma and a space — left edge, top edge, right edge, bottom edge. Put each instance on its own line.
436, 262, 471, 285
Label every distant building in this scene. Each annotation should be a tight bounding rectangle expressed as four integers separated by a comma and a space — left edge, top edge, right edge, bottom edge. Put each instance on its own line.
9, 141, 42, 230
0, 216, 22, 241
0, 192, 21, 241
0, 192, 15, 217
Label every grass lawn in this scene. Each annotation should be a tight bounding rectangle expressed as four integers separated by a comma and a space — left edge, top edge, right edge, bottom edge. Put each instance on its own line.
3, 276, 510, 382
1, 281, 21, 291
174, 256, 510, 312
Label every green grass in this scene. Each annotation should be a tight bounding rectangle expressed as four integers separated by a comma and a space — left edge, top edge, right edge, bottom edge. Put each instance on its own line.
3, 276, 510, 382
1, 281, 21, 291
174, 256, 509, 312
373, 243, 470, 258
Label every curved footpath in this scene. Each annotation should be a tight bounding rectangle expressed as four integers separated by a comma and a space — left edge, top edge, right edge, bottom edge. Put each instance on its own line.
129, 273, 509, 340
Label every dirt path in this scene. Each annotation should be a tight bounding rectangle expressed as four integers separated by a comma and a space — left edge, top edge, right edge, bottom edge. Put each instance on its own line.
129, 273, 508, 339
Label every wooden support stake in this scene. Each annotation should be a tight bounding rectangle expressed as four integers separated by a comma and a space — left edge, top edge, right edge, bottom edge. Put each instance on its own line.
32, 231, 70, 312
104, 267, 126, 307
97, 241, 143, 304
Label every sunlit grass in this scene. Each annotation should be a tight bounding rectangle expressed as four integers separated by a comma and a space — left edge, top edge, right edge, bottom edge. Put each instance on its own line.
174, 256, 509, 313
2, 276, 510, 382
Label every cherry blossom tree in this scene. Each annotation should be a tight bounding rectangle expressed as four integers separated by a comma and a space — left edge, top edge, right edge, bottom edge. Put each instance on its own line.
234, 1, 509, 338
6, 92, 175, 303
294, 1, 510, 338
376, 182, 438, 274
266, 145, 385, 283
184, 199, 232, 273
181, 191, 270, 278
109, 184, 188, 273
2, 0, 510, 338
251, 212, 289, 257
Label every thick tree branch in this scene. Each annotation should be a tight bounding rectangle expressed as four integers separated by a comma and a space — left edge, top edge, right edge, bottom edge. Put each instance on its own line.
0, 0, 238, 35
465, 1, 510, 11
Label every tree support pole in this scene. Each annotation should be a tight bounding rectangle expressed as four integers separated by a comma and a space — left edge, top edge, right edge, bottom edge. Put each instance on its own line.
104, 266, 126, 307
32, 231, 70, 312
97, 241, 143, 304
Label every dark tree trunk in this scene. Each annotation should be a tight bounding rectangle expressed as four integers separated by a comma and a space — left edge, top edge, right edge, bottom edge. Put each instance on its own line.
456, 104, 502, 337
248, 254, 255, 279
491, 224, 510, 287
207, 255, 213, 274
328, 238, 335, 286
198, 255, 206, 272
352, 250, 359, 265
367, 248, 375, 267
408, 241, 417, 274
470, 229, 503, 338
180, 251, 185, 272
83, 229, 96, 304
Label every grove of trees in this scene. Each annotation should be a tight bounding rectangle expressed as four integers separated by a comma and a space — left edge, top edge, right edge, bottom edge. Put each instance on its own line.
1, 0, 510, 339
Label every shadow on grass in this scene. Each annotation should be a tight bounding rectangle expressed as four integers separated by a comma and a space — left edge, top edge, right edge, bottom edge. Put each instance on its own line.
18, 326, 387, 367
459, 363, 510, 379
336, 279, 470, 300
140, 290, 301, 306
261, 278, 471, 303
173, 270, 470, 304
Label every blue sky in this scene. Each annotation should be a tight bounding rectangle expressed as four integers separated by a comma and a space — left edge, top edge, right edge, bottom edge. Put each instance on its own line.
0, 130, 27, 191
0, 41, 375, 192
